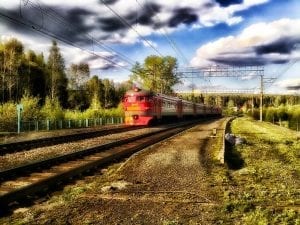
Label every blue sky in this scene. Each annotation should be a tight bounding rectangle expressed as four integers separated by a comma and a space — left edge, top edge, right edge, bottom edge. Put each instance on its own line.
1, 0, 300, 94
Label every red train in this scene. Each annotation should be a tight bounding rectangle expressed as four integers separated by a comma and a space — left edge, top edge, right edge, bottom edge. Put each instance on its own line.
122, 87, 222, 125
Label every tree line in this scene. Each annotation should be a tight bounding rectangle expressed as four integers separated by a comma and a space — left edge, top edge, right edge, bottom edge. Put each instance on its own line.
0, 38, 132, 109
1, 37, 299, 131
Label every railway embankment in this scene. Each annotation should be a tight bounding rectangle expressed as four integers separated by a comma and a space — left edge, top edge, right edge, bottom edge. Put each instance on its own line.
0, 117, 298, 224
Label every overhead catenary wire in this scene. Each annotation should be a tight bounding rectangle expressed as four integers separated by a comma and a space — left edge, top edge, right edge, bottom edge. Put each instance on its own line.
100, 0, 164, 57
19, 0, 136, 67
139, 0, 214, 88
0, 12, 132, 72
138, 0, 190, 65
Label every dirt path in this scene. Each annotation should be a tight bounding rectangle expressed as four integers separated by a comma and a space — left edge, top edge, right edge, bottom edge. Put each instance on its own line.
72, 118, 226, 224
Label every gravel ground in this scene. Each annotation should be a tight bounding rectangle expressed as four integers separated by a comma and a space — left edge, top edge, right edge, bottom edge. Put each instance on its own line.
0, 118, 227, 225
0, 124, 124, 144
0, 127, 161, 171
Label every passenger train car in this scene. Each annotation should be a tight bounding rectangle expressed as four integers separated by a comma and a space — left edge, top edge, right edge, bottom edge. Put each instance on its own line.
123, 87, 222, 125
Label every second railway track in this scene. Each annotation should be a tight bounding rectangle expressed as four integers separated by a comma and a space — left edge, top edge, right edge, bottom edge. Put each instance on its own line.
0, 121, 200, 210
0, 125, 145, 155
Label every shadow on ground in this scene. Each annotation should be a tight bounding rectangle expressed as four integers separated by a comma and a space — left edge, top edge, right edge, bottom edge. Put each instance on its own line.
224, 141, 244, 170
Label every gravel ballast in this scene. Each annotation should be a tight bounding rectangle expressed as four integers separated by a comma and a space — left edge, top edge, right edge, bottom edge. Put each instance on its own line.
0, 118, 227, 224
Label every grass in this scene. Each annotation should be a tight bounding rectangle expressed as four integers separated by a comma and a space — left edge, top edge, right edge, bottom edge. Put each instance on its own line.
216, 117, 300, 224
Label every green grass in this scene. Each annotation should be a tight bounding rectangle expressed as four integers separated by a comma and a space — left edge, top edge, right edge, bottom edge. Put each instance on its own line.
216, 117, 300, 224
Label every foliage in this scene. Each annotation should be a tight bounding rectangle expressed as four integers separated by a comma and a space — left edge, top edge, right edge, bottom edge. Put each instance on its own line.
0, 101, 16, 131
20, 93, 42, 121
248, 105, 300, 131
265, 107, 277, 122
0, 38, 24, 101
67, 63, 90, 90
130, 55, 180, 94
47, 40, 68, 106
41, 96, 64, 120
22, 51, 47, 100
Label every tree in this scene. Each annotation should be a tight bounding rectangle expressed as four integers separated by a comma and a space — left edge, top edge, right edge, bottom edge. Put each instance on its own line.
20, 50, 47, 100
130, 55, 180, 94
1, 38, 24, 101
86, 75, 105, 108
114, 80, 134, 102
67, 63, 90, 90
47, 40, 68, 106
102, 79, 116, 108
67, 63, 90, 109
0, 42, 5, 102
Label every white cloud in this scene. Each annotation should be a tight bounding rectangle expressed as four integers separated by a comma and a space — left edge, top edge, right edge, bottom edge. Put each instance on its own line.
277, 78, 300, 90
0, 0, 271, 45
0, 0, 273, 77
191, 18, 300, 67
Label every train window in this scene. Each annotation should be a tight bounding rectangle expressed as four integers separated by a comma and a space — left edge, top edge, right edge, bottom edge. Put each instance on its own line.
136, 96, 149, 102
124, 96, 136, 102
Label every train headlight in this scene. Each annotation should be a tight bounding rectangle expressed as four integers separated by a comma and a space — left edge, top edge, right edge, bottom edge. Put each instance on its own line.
133, 115, 139, 120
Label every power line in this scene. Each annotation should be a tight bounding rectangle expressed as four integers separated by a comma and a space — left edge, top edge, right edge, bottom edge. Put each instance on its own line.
265, 59, 299, 90
20, 0, 136, 67
136, 0, 189, 65
100, 0, 164, 57
0, 12, 132, 72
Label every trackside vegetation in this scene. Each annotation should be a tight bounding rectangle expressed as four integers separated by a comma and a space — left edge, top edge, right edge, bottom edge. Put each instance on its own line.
0, 95, 124, 132
216, 117, 299, 224
248, 105, 300, 131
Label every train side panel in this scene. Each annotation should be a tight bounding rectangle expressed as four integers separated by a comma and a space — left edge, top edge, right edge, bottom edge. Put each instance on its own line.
123, 88, 222, 125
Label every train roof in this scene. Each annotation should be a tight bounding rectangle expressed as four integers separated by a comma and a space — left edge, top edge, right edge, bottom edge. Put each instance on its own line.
125, 88, 152, 96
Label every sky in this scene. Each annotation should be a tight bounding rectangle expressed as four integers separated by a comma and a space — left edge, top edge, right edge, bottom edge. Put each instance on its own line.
0, 0, 300, 94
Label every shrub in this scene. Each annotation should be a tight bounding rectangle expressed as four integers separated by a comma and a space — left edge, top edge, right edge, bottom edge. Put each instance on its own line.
40, 97, 64, 120
248, 108, 260, 120
265, 107, 277, 123
20, 94, 42, 121
0, 101, 17, 131
277, 105, 288, 121
288, 105, 300, 131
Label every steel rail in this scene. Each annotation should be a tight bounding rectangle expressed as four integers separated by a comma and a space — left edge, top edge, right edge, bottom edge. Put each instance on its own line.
0, 126, 145, 155
0, 121, 200, 209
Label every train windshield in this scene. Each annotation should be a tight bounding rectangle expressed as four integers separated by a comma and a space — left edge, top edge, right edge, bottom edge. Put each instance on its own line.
124, 96, 136, 102
124, 95, 150, 102
136, 96, 150, 102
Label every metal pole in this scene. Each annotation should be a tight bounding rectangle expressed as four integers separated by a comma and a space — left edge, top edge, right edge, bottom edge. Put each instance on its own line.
260, 75, 263, 122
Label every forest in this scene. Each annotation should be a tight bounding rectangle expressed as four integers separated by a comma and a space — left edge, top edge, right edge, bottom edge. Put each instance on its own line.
0, 37, 300, 132
0, 38, 134, 131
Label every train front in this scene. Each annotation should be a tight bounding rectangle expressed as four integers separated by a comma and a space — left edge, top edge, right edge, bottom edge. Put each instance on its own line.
122, 88, 153, 125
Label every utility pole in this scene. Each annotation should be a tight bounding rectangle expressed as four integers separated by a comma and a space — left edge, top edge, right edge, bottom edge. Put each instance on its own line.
260, 74, 263, 122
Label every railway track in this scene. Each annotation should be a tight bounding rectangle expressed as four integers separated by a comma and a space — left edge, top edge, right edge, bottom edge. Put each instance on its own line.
0, 121, 199, 210
0, 125, 145, 155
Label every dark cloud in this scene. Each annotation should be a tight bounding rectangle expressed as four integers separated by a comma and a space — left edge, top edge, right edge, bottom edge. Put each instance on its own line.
100, 0, 119, 5
210, 55, 289, 66
99, 2, 161, 31
286, 85, 300, 90
98, 17, 127, 32
0, 7, 42, 35
168, 7, 198, 27
168, 8, 198, 27
84, 54, 115, 62
0, 5, 96, 45
96, 62, 120, 70
271, 59, 290, 64
255, 38, 300, 55
208, 38, 299, 66
125, 3, 161, 26
210, 56, 267, 66
215, 0, 243, 7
